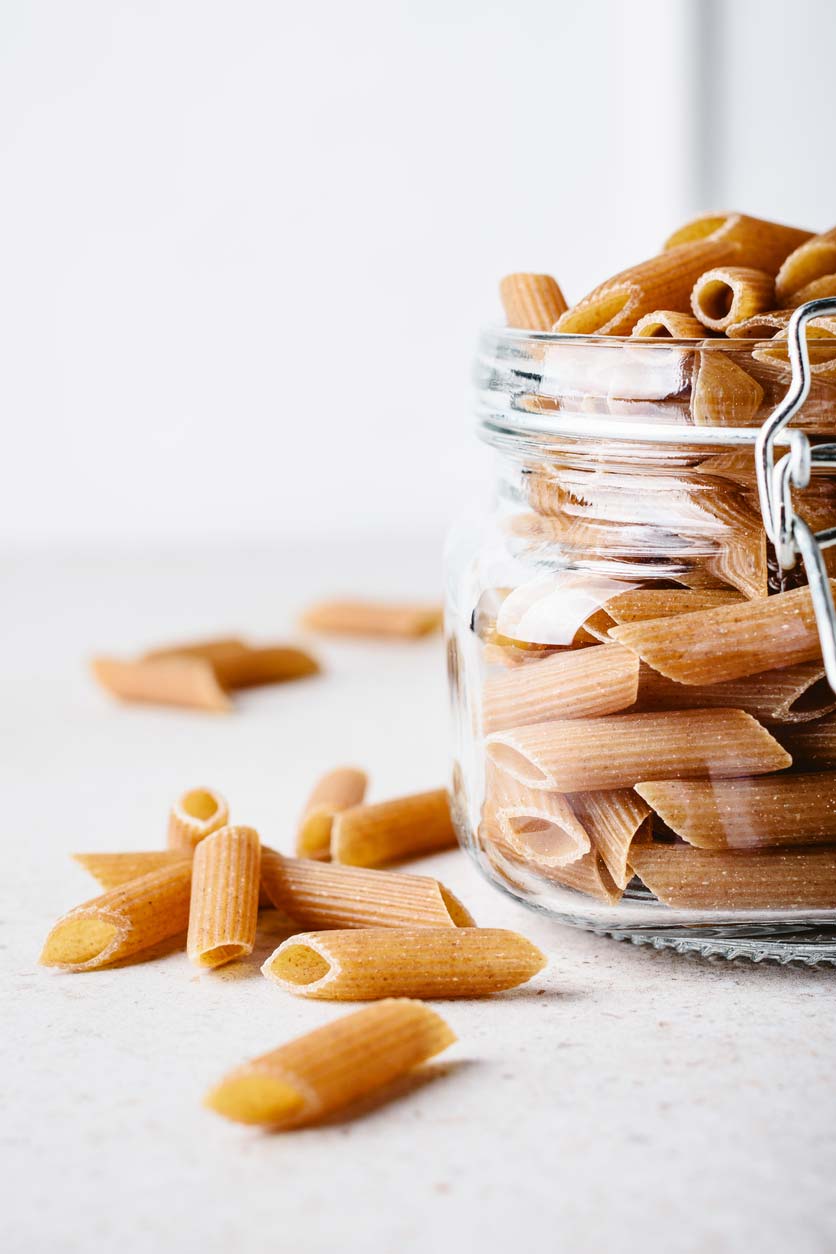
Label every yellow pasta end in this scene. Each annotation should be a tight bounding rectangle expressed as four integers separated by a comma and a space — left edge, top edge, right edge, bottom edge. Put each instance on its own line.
167, 785, 229, 853
40, 916, 119, 968
204, 1073, 307, 1127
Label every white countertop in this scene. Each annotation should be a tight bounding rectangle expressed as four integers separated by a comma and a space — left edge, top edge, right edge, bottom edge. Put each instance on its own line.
4, 540, 836, 1254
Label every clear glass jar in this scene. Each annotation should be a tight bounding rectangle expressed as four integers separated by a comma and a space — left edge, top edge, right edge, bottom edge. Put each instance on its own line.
446, 327, 836, 965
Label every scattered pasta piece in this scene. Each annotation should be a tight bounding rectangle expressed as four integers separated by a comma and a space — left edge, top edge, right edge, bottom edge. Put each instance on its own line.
91, 656, 232, 713
690, 267, 774, 333
204, 999, 455, 1128
296, 767, 368, 860
262, 927, 546, 1000
299, 600, 443, 639
40, 863, 192, 972
486, 709, 790, 792
635, 775, 836, 849
187, 826, 261, 969
260, 847, 475, 928
167, 786, 229, 853
775, 226, 836, 303
73, 850, 188, 889
499, 273, 568, 331
209, 646, 319, 689
331, 789, 456, 867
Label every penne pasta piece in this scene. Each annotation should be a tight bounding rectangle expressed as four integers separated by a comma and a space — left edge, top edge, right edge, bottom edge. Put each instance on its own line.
775, 227, 836, 303
555, 239, 736, 336
725, 309, 793, 338
776, 714, 836, 771
635, 775, 836, 849
690, 267, 774, 332
631, 310, 707, 338
664, 212, 812, 277
486, 709, 790, 792
482, 643, 640, 734
500, 273, 568, 330
73, 850, 188, 889
40, 863, 192, 972
91, 656, 231, 713
262, 927, 546, 1001
753, 324, 836, 381
635, 659, 836, 725
480, 809, 622, 903
609, 582, 836, 684
486, 766, 591, 867
791, 274, 836, 305
629, 843, 836, 910
167, 786, 229, 853
691, 352, 764, 427
259, 847, 475, 928
570, 789, 652, 889
187, 826, 260, 968
296, 767, 369, 860
204, 999, 455, 1128
331, 789, 456, 867
299, 600, 443, 639
209, 645, 320, 689
604, 588, 744, 626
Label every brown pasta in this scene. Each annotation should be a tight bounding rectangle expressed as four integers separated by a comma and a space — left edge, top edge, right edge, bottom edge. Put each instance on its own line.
300, 600, 443, 639
631, 310, 707, 338
725, 309, 794, 338
485, 709, 790, 792
480, 810, 622, 904
690, 267, 774, 332
259, 847, 475, 928
635, 659, 836, 725
629, 843, 836, 910
791, 274, 836, 305
73, 850, 188, 889
167, 786, 229, 853
775, 714, 836, 771
663, 212, 812, 277
91, 656, 231, 713
635, 775, 836, 849
331, 789, 456, 867
210, 646, 320, 689
485, 766, 591, 867
609, 582, 836, 685
775, 227, 836, 303
570, 789, 652, 889
262, 927, 546, 1000
296, 767, 369, 860
40, 863, 192, 972
555, 239, 736, 336
603, 588, 744, 626
482, 643, 640, 734
204, 999, 455, 1128
187, 826, 261, 968
701, 490, 768, 598
143, 637, 248, 666
691, 352, 764, 427
500, 273, 568, 330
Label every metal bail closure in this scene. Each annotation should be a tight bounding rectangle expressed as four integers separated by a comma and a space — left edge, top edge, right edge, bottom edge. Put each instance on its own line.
755, 296, 836, 694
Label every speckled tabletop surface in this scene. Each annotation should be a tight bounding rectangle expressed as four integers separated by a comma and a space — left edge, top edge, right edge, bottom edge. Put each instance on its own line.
4, 542, 836, 1254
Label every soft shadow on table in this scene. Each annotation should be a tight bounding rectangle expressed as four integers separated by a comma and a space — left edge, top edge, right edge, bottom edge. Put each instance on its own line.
259, 1059, 477, 1135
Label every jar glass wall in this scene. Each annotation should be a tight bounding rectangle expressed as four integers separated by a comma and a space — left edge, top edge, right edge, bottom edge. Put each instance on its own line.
445, 328, 836, 964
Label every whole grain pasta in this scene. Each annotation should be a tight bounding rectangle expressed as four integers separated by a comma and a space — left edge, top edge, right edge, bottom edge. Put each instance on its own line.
691, 352, 764, 427
500, 273, 568, 330
167, 786, 229, 853
73, 850, 189, 889
331, 789, 456, 867
690, 267, 774, 333
91, 656, 231, 713
635, 775, 836, 849
187, 826, 260, 968
485, 766, 591, 867
296, 767, 369, 860
631, 310, 707, 338
609, 582, 836, 685
485, 709, 790, 792
629, 843, 836, 910
204, 999, 455, 1128
40, 862, 192, 972
635, 660, 836, 724
482, 643, 640, 734
790, 274, 836, 305
481, 812, 623, 904
603, 588, 744, 626
663, 212, 812, 276
210, 646, 320, 689
775, 714, 836, 770
262, 927, 546, 1000
775, 227, 836, 303
300, 601, 443, 639
570, 789, 651, 889
725, 310, 794, 339
259, 848, 475, 928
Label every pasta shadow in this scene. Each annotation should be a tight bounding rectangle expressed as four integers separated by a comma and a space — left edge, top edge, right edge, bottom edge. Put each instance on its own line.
294, 1059, 477, 1131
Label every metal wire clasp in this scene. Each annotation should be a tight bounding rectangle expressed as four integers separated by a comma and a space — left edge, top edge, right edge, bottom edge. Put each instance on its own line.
755, 297, 836, 693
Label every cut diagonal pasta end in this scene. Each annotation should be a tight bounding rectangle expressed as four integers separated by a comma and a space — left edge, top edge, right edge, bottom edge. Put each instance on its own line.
204, 1072, 308, 1127
40, 914, 121, 970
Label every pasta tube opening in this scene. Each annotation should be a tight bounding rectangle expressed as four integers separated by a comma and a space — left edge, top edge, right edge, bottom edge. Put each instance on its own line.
40, 916, 118, 967
183, 789, 223, 822
269, 942, 332, 987
486, 743, 547, 786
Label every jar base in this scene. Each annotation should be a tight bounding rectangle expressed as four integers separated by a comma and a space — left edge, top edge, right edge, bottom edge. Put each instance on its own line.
598, 926, 836, 967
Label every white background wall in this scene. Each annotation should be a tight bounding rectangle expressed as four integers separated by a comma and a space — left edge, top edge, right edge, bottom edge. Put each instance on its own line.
1, 0, 833, 550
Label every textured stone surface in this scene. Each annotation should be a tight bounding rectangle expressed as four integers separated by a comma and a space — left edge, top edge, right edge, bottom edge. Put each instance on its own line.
4, 543, 836, 1254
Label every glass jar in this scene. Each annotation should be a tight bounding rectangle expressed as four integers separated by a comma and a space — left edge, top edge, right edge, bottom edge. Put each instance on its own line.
446, 326, 836, 965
